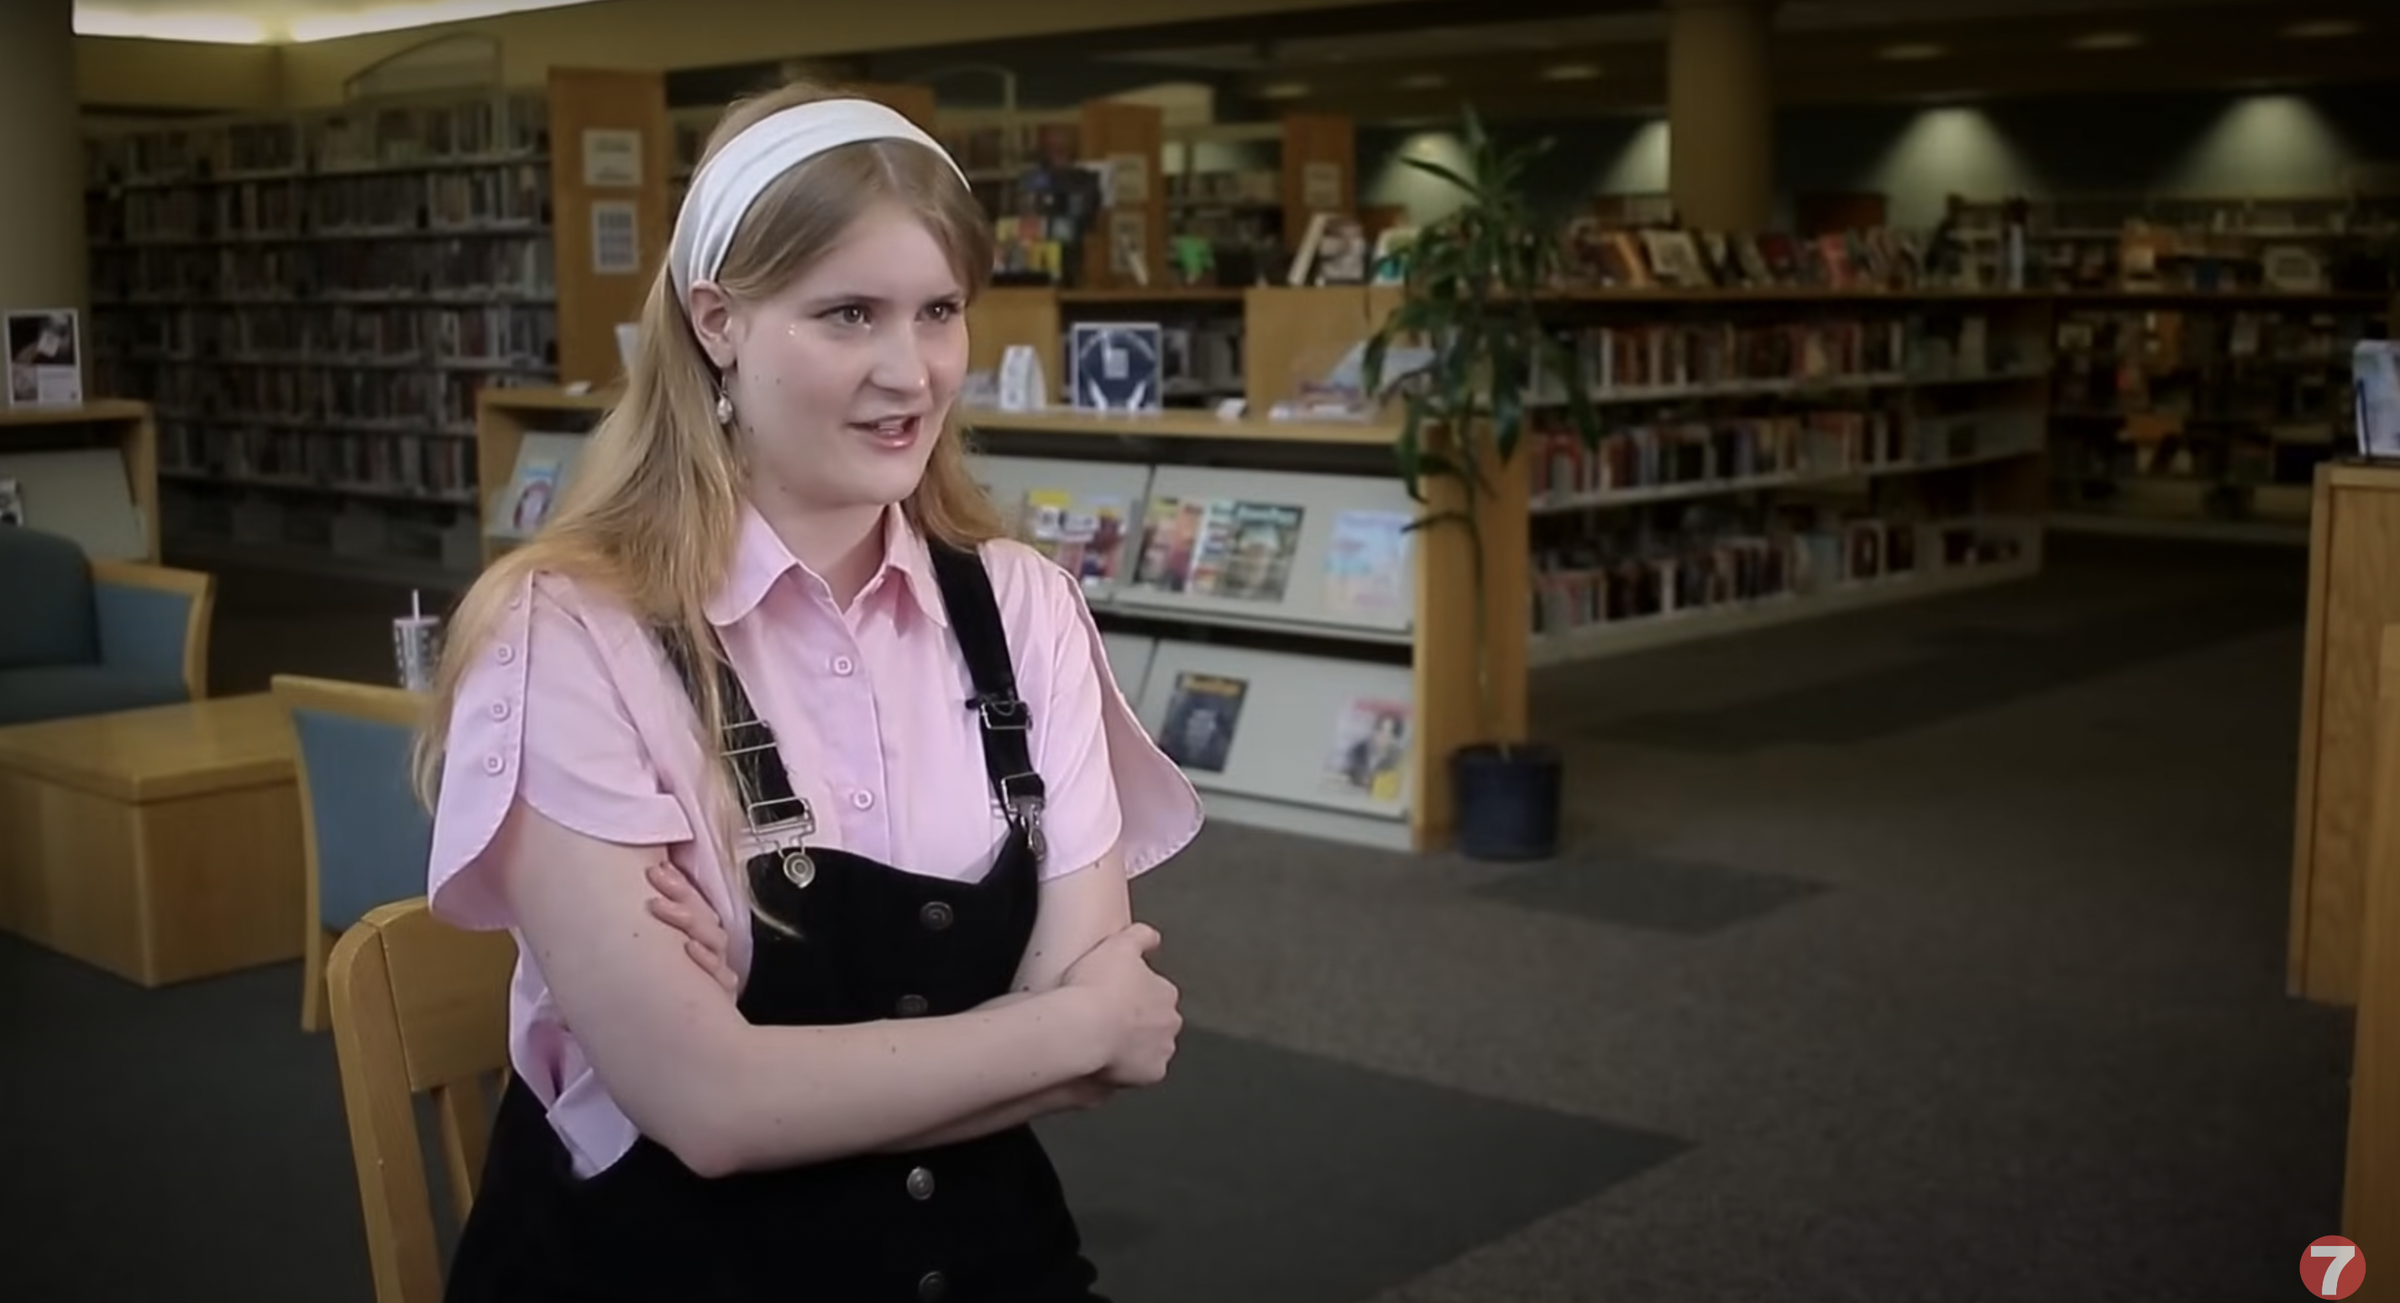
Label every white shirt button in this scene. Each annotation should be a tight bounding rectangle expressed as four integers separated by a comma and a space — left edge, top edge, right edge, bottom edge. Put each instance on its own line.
483, 753, 507, 776
832, 655, 855, 676
488, 699, 511, 721
851, 790, 875, 810
495, 644, 516, 665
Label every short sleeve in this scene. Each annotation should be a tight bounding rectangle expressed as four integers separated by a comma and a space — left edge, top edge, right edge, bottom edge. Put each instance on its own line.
425, 570, 696, 930
1013, 548, 1203, 881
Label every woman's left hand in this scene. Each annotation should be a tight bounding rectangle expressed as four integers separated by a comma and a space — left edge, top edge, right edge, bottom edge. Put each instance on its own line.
645, 861, 739, 994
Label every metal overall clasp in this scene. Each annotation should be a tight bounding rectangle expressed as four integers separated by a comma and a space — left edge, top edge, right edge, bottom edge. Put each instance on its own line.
998, 772, 1047, 862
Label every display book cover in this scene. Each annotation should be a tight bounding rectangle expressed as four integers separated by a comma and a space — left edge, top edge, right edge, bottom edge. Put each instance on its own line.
6, 308, 82, 409
1069, 322, 1164, 412
2355, 339, 2400, 461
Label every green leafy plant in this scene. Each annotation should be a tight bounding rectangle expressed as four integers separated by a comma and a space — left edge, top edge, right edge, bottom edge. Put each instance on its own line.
1360, 107, 1602, 754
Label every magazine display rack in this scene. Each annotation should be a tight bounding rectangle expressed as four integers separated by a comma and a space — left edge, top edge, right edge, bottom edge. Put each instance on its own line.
474, 385, 611, 565
0, 400, 159, 561
964, 409, 1444, 851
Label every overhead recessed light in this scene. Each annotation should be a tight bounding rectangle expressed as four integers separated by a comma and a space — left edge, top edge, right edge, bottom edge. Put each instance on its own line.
1878, 42, 1948, 61
1257, 82, 1311, 99
2283, 19, 2362, 38
1541, 63, 1603, 81
1398, 72, 1448, 90
2070, 31, 2145, 50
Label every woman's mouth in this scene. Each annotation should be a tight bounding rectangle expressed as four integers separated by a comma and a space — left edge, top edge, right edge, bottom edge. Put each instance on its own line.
852, 415, 923, 449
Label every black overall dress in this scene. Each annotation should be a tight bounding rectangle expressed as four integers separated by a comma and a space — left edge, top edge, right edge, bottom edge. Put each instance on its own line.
444, 544, 1109, 1303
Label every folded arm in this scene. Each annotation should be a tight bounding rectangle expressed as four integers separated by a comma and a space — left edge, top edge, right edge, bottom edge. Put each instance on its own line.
495, 801, 1109, 1178
869, 846, 1134, 1152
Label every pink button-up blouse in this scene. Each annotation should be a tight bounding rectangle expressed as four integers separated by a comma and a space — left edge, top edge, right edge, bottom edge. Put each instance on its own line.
425, 503, 1205, 1177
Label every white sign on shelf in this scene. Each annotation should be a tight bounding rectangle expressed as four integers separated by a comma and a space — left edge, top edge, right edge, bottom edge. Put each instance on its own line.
581, 128, 643, 187
591, 200, 640, 275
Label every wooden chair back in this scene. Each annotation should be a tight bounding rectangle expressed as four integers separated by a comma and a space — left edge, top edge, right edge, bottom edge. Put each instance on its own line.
326, 897, 518, 1303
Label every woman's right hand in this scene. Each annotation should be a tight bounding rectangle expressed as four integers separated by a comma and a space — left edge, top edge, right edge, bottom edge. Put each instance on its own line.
1058, 922, 1181, 1088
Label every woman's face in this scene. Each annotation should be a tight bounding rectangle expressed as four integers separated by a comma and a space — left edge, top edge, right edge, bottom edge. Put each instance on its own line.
699, 199, 969, 518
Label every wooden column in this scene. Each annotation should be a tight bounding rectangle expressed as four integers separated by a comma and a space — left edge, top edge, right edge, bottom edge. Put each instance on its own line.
546, 66, 670, 389
1077, 99, 1164, 289
1411, 421, 1531, 851
847, 81, 939, 134
2289, 462, 2400, 1005
1667, 0, 1776, 231
2343, 624, 2400, 1270
1279, 111, 1356, 235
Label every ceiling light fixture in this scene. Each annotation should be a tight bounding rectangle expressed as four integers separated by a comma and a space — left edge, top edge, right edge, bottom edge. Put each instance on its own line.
2282, 19, 2363, 39
75, 7, 272, 42
2070, 31, 2146, 51
1878, 42, 1948, 61
284, 0, 607, 42
1541, 63, 1603, 81
1398, 73, 1448, 90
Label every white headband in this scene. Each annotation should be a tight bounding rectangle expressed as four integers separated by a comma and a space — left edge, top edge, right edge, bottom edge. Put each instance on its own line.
668, 97, 968, 301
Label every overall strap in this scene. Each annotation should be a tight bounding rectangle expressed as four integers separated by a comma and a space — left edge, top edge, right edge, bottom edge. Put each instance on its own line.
925, 543, 1047, 856
657, 626, 815, 845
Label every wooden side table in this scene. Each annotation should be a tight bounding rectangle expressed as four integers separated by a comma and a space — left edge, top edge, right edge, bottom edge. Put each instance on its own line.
0, 693, 304, 986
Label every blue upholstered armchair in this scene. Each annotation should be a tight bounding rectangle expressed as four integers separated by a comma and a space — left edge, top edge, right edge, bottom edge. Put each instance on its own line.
0, 525, 214, 727
271, 674, 435, 1033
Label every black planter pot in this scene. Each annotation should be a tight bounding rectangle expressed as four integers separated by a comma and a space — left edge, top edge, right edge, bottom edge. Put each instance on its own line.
1450, 742, 1564, 861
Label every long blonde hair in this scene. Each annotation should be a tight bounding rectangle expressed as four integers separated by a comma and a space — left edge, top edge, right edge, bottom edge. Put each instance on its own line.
411, 81, 1007, 844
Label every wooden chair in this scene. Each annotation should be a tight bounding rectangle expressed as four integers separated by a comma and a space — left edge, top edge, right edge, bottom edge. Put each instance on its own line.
271, 674, 431, 1031
326, 897, 518, 1303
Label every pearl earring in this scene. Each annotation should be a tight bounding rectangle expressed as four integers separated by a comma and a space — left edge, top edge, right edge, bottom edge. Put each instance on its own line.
714, 388, 734, 426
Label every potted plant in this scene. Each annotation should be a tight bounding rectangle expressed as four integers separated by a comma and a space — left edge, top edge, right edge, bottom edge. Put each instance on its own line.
1361, 108, 1602, 861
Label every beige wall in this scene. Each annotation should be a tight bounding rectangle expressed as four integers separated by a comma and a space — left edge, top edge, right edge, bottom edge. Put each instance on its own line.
73, 0, 1408, 111
78, 37, 283, 112
8, 0, 86, 315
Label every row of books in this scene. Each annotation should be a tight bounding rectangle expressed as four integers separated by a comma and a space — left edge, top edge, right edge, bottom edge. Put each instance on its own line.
1530, 410, 1929, 503
1561, 224, 1939, 294
1571, 318, 1915, 393
91, 234, 556, 303
93, 303, 556, 369
87, 91, 549, 188
162, 424, 478, 504
1531, 511, 2029, 632
93, 164, 552, 244
102, 365, 505, 433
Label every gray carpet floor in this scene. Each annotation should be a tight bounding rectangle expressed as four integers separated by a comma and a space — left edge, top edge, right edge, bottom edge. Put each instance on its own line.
0, 532, 2352, 1302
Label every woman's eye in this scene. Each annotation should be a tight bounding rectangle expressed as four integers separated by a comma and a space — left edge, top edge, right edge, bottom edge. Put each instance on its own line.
924, 301, 960, 323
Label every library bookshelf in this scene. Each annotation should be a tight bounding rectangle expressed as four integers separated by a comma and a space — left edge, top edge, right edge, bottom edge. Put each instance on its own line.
968, 283, 2060, 670
0, 400, 159, 563
1518, 287, 2057, 665
82, 66, 670, 589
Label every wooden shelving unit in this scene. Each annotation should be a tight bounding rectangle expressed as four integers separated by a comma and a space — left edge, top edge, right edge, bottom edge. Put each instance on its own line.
2289, 459, 2400, 1007
1955, 192, 2400, 541
0, 399, 159, 562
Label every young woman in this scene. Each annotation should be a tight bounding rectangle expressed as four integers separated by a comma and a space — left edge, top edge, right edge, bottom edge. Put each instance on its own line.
412, 82, 1204, 1302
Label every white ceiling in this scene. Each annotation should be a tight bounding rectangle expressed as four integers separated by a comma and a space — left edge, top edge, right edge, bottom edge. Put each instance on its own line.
73, 0, 610, 43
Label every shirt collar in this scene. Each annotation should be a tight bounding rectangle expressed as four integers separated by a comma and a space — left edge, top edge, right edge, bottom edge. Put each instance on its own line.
705, 501, 948, 630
